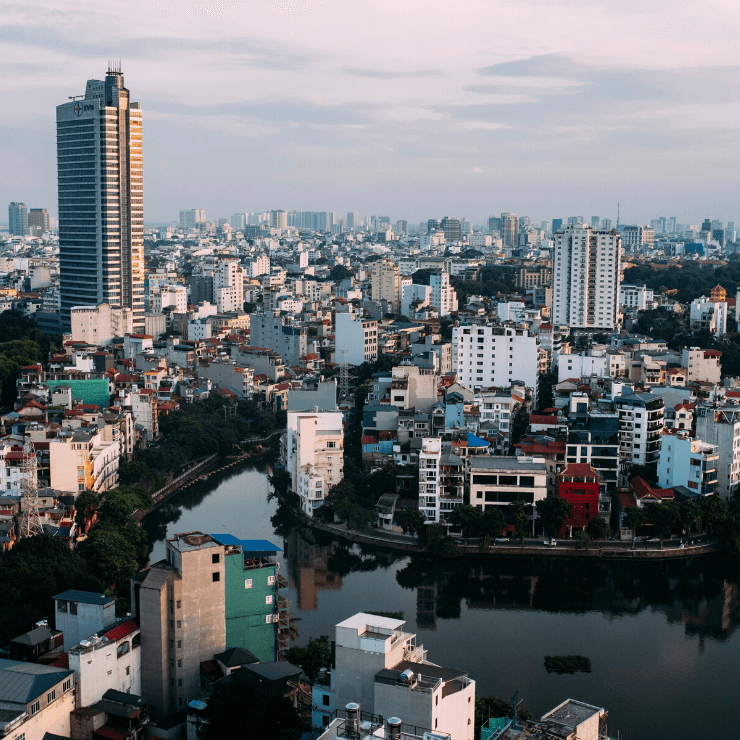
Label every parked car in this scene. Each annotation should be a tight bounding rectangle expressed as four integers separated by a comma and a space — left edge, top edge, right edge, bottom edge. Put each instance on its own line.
648, 537, 660, 542
494, 537, 509, 543
544, 539, 557, 547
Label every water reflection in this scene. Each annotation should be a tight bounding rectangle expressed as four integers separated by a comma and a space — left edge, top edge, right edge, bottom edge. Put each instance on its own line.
277, 513, 740, 642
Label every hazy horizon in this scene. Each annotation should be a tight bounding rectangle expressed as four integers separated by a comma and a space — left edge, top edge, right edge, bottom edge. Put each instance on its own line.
3, 0, 740, 226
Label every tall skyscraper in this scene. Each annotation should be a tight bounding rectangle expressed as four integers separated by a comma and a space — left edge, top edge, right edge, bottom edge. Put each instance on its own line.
8, 202, 27, 236
590, 216, 600, 228
270, 210, 287, 230
552, 218, 563, 233
500, 213, 518, 247
180, 209, 205, 228
27, 208, 50, 235
552, 224, 621, 331
56, 65, 144, 331
346, 212, 358, 229
441, 216, 461, 242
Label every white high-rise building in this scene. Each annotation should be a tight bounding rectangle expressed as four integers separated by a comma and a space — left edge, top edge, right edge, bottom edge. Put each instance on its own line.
552, 225, 621, 331
430, 271, 457, 317
286, 410, 344, 517
213, 258, 244, 313
57, 65, 145, 331
452, 324, 538, 393
270, 210, 287, 230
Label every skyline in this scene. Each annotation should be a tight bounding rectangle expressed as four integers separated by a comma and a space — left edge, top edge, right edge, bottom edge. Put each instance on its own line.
3, 0, 740, 224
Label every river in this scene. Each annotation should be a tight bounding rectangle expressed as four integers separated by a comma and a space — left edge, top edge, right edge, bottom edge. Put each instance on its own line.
142, 462, 740, 740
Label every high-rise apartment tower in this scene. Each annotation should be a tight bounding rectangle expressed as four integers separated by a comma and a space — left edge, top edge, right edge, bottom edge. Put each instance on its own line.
552, 224, 621, 331
56, 65, 144, 330
8, 202, 27, 236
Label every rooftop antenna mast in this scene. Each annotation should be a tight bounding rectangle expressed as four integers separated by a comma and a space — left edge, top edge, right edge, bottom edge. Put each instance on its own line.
19, 437, 42, 539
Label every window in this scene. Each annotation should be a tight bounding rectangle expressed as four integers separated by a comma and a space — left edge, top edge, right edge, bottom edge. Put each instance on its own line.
177, 640, 182, 648
117, 642, 130, 659
212, 572, 220, 582
212, 554, 220, 564
69, 602, 77, 615
327, 441, 336, 448
57, 601, 68, 613
266, 615, 273, 624
323, 694, 330, 706
176, 600, 181, 609
266, 595, 273, 604
177, 620, 181, 628
63, 679, 72, 692
178, 678, 183, 686
267, 575, 275, 586
47, 690, 55, 703
126, 666, 130, 676
245, 579, 253, 589
177, 659, 182, 667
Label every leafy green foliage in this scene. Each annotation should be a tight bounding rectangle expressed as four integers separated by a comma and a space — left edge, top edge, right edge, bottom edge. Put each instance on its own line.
586, 517, 609, 542
701, 495, 729, 533
646, 502, 680, 546
0, 310, 55, 409
0, 535, 102, 644
450, 266, 517, 307
544, 655, 592, 673
367, 611, 404, 620
480, 507, 506, 539
624, 507, 648, 532
83, 486, 152, 591
510, 405, 530, 446
395, 509, 426, 538
507, 501, 530, 546
535, 497, 571, 538
624, 260, 740, 305
203, 667, 301, 740
74, 491, 98, 529
450, 504, 482, 541
282, 635, 331, 683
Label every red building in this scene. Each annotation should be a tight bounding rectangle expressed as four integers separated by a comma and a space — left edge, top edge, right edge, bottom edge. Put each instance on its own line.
556, 463, 604, 538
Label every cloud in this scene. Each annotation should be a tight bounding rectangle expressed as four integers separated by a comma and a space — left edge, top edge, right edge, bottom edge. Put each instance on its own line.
342, 67, 442, 79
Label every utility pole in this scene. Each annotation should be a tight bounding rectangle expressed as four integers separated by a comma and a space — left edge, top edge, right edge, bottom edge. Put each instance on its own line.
20, 437, 42, 538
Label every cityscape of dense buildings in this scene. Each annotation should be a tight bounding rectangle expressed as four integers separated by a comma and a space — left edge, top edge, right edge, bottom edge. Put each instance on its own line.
2, 63, 740, 740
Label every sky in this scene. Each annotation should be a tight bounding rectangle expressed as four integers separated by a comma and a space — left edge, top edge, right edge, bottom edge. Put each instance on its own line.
2, 0, 740, 226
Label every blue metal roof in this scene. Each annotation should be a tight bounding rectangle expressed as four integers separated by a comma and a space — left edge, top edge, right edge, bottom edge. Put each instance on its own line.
209, 534, 282, 553
467, 432, 489, 448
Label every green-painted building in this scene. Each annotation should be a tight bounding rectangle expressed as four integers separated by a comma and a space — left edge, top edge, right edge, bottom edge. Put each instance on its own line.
210, 535, 283, 662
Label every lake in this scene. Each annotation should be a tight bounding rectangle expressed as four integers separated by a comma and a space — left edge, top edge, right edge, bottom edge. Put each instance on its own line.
142, 461, 740, 740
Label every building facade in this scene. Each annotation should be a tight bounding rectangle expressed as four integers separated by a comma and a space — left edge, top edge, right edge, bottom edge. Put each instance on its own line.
452, 324, 538, 394
56, 66, 145, 331
552, 225, 621, 331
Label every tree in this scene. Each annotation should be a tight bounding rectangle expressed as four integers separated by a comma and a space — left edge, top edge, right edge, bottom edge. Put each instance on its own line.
204, 667, 301, 740
74, 491, 98, 530
535, 496, 571, 540
574, 530, 591, 549
718, 503, 740, 555
0, 535, 103, 645
450, 504, 482, 543
510, 405, 530, 446
395, 510, 426, 539
84, 523, 141, 589
439, 537, 464, 558
425, 523, 446, 553
480, 507, 506, 541
701, 495, 729, 533
679, 500, 702, 535
624, 507, 648, 548
646, 502, 680, 548
586, 516, 608, 544
507, 501, 530, 547
282, 635, 331, 683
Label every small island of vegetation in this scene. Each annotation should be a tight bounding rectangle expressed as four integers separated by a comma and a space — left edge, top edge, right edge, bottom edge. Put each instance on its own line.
544, 655, 592, 674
